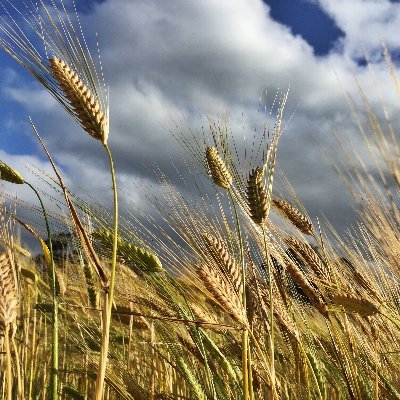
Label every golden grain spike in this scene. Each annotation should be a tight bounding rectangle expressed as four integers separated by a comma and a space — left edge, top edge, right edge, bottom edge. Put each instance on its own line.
285, 237, 327, 279
205, 147, 232, 189
0, 161, 25, 184
286, 262, 328, 317
197, 263, 245, 324
246, 167, 269, 225
201, 233, 242, 296
0, 252, 18, 331
333, 294, 379, 316
49, 57, 109, 145
272, 199, 313, 235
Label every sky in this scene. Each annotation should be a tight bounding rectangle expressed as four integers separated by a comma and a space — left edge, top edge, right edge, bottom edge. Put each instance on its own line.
1, 0, 400, 246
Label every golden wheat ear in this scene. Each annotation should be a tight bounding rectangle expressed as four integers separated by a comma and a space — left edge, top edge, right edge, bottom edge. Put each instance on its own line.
196, 263, 245, 324
205, 146, 232, 189
201, 233, 243, 296
246, 167, 269, 225
272, 199, 313, 235
49, 57, 109, 145
0, 252, 18, 331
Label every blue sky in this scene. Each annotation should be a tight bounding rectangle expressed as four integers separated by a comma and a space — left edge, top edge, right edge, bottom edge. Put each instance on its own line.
266, 0, 344, 55
1, 0, 400, 239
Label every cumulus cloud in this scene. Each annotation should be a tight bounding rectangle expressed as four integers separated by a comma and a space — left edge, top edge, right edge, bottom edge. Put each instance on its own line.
315, 0, 400, 59
1, 0, 400, 242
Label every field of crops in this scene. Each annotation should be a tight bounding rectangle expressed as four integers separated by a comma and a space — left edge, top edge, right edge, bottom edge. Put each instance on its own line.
1, 1, 400, 399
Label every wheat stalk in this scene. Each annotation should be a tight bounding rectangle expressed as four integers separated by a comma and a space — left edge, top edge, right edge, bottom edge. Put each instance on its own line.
246, 167, 270, 226
205, 147, 232, 189
272, 199, 313, 235
0, 252, 18, 400
49, 57, 109, 145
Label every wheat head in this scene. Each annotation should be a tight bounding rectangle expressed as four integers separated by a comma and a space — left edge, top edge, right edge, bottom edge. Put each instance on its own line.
202, 233, 242, 296
49, 57, 109, 145
272, 199, 313, 235
94, 229, 162, 273
246, 167, 269, 225
205, 147, 232, 189
285, 237, 327, 279
0, 161, 24, 184
0, 252, 18, 331
285, 261, 328, 317
196, 263, 245, 324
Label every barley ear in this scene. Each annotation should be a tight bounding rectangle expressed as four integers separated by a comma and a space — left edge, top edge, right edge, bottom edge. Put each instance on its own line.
201, 233, 243, 296
285, 236, 327, 279
205, 147, 232, 189
196, 263, 245, 324
333, 294, 379, 316
272, 199, 313, 235
0, 161, 24, 184
49, 57, 109, 145
0, 252, 18, 331
246, 167, 269, 225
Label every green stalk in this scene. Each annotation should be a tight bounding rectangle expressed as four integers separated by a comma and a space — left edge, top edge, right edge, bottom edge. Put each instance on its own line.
261, 226, 275, 399
12, 337, 23, 399
228, 190, 250, 400
28, 304, 37, 400
94, 144, 118, 400
247, 329, 279, 400
26, 182, 58, 400
5, 324, 12, 400
248, 335, 255, 400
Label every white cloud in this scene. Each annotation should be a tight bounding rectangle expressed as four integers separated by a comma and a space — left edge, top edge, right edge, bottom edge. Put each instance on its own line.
1, 0, 400, 235
316, 0, 400, 59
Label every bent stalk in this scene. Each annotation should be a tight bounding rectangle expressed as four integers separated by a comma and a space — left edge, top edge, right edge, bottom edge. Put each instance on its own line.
26, 182, 58, 400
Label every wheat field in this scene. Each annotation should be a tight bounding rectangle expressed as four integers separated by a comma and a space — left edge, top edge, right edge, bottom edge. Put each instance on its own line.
1, 1, 400, 399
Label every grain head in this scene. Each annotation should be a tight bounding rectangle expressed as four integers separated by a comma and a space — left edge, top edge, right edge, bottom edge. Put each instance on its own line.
49, 57, 109, 145
205, 147, 232, 190
272, 199, 313, 235
246, 167, 269, 225
0, 161, 24, 184
0, 252, 18, 331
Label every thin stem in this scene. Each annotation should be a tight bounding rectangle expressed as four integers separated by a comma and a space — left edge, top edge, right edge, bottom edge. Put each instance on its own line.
248, 334, 255, 400
26, 181, 58, 400
228, 189, 250, 400
28, 303, 37, 400
12, 336, 23, 399
94, 144, 118, 400
247, 329, 279, 400
95, 291, 110, 400
262, 225, 275, 399
375, 337, 379, 400
5, 324, 12, 400
297, 341, 324, 400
